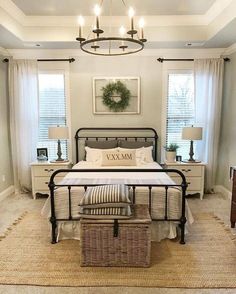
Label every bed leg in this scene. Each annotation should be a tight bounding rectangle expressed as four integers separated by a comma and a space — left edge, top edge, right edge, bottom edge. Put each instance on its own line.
179, 216, 187, 244
50, 216, 57, 244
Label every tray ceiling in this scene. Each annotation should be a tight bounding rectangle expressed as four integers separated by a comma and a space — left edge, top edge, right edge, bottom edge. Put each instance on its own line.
11, 0, 216, 16
1, 0, 236, 51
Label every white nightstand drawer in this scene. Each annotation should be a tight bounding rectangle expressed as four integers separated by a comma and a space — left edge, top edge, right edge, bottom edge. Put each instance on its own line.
31, 161, 71, 199
165, 162, 205, 200
171, 176, 202, 191
167, 165, 202, 177
34, 177, 64, 190
33, 166, 68, 177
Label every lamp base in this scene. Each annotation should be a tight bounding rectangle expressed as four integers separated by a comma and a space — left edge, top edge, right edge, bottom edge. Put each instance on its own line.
182, 159, 201, 163
50, 159, 69, 163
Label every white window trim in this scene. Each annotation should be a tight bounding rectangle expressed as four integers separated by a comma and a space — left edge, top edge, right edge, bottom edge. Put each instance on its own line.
161, 61, 193, 162
38, 62, 72, 161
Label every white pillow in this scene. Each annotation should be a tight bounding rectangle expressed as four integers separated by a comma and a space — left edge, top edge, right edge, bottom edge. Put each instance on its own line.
101, 149, 136, 166
85, 146, 118, 163
118, 146, 154, 164
143, 146, 154, 163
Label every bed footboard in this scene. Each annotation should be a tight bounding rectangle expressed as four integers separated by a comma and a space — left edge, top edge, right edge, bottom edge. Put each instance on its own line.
48, 168, 187, 244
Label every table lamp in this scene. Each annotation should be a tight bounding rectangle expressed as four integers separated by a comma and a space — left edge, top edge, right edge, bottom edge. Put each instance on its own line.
182, 126, 202, 163
48, 126, 69, 162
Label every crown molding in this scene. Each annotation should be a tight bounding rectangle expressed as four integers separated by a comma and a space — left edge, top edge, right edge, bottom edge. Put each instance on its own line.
205, 0, 233, 24
222, 43, 236, 55
7, 48, 225, 59
0, 0, 234, 28
206, 0, 236, 40
0, 0, 25, 23
0, 47, 10, 56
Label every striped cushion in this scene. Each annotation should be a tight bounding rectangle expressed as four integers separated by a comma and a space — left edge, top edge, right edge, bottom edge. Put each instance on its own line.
79, 206, 132, 219
79, 185, 131, 207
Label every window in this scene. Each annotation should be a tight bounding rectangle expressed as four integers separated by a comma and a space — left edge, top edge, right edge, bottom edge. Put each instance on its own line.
37, 72, 68, 160
165, 71, 195, 159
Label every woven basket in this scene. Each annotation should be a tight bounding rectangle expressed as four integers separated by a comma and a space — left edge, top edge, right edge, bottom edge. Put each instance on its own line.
80, 205, 151, 267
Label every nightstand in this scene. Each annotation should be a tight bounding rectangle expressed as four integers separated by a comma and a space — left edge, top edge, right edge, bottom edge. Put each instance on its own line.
30, 161, 72, 199
164, 162, 206, 200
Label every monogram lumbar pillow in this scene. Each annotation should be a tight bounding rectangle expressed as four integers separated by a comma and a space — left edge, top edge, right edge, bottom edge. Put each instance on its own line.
101, 148, 136, 166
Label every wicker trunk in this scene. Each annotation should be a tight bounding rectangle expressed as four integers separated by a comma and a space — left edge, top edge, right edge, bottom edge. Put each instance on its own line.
80, 205, 151, 267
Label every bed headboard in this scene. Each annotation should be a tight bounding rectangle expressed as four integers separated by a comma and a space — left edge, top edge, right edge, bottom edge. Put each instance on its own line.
74, 127, 158, 163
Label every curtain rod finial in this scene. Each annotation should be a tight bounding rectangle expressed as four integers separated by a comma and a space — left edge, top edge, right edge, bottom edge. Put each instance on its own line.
157, 58, 164, 63
2, 58, 9, 63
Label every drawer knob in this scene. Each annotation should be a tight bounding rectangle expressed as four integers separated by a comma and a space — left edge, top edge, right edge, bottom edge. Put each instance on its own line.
44, 168, 54, 172
45, 182, 49, 185
187, 182, 191, 185
182, 169, 191, 172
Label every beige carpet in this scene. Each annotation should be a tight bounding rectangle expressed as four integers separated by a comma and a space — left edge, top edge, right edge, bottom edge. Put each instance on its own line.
0, 212, 236, 288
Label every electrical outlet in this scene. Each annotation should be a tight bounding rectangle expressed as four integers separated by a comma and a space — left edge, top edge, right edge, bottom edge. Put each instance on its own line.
2, 175, 6, 182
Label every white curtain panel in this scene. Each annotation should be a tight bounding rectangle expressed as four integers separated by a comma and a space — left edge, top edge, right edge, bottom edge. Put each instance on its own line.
9, 60, 38, 192
194, 58, 224, 192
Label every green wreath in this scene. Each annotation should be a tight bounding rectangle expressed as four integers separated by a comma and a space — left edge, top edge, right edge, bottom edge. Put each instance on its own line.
102, 81, 131, 112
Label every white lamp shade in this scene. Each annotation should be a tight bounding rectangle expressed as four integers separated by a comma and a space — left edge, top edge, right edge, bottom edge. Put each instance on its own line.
182, 127, 202, 140
48, 126, 69, 139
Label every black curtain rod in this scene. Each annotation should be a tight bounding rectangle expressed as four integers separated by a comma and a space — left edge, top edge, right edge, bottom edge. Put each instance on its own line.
2, 58, 75, 63
157, 57, 230, 62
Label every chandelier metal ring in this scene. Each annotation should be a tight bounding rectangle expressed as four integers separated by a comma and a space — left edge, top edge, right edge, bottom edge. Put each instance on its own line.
80, 37, 144, 56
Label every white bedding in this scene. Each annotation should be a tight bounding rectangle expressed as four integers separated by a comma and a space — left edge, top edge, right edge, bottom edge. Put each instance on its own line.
41, 161, 194, 242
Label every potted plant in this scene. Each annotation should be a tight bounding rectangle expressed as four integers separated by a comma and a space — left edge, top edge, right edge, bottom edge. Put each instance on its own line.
164, 143, 179, 163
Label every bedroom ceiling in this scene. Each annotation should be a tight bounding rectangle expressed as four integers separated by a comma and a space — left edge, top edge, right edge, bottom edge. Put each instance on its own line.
0, 0, 236, 52
11, 0, 216, 16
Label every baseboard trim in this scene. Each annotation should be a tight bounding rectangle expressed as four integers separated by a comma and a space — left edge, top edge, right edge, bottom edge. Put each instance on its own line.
0, 185, 15, 202
214, 185, 232, 200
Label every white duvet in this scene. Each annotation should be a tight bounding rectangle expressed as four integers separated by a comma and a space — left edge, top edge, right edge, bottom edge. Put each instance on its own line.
41, 161, 194, 242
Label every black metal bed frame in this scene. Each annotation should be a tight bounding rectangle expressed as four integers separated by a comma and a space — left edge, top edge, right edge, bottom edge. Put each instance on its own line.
49, 127, 187, 245
75, 127, 158, 162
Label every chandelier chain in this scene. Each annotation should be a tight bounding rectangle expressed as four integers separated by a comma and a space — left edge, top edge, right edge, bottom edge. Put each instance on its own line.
122, 0, 127, 7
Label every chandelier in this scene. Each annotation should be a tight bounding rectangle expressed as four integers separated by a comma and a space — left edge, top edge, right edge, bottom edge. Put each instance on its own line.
76, 1, 147, 56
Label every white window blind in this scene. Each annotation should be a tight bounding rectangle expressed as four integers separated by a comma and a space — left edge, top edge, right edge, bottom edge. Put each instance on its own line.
166, 72, 195, 159
38, 73, 68, 160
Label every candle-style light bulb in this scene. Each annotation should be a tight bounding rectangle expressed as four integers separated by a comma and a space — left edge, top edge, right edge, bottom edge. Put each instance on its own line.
128, 7, 135, 18
94, 4, 101, 31
78, 15, 85, 26
94, 4, 101, 16
139, 18, 144, 39
139, 18, 144, 29
119, 26, 126, 36
76, 15, 86, 42
119, 26, 128, 51
138, 18, 147, 42
128, 7, 135, 35
78, 15, 84, 38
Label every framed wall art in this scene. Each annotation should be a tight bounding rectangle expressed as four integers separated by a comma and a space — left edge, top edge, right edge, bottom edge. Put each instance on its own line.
93, 77, 140, 114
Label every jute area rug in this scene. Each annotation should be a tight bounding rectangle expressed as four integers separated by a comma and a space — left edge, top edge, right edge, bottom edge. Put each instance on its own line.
0, 212, 236, 288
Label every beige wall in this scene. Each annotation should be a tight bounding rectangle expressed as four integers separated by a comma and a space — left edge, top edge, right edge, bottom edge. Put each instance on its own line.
0, 57, 13, 193
69, 55, 163, 162
216, 51, 236, 190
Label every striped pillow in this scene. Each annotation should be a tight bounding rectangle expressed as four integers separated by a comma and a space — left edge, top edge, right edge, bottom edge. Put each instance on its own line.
79, 185, 131, 207
79, 206, 132, 219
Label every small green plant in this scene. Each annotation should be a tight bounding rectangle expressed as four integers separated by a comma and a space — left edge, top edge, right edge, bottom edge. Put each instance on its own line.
164, 143, 179, 152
